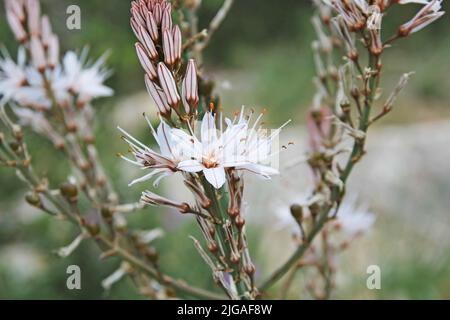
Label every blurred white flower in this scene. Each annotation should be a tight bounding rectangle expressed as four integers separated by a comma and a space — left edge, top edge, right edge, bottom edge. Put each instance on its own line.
0, 48, 113, 109
333, 196, 376, 237
0, 47, 27, 101
59, 50, 113, 104
119, 115, 195, 187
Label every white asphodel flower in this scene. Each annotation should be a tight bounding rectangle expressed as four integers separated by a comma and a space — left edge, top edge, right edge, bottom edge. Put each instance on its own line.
333, 196, 376, 237
177, 112, 247, 189
0, 47, 27, 101
59, 50, 113, 104
178, 109, 288, 189
118, 115, 195, 187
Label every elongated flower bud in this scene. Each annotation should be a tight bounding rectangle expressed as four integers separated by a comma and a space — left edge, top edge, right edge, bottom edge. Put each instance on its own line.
26, 0, 41, 36
139, 26, 158, 60
146, 11, 159, 41
41, 15, 52, 47
162, 28, 175, 66
182, 59, 199, 113
161, 6, 172, 31
130, 18, 141, 40
30, 36, 46, 72
173, 25, 182, 63
6, 10, 27, 42
5, 0, 26, 22
144, 74, 171, 116
131, 6, 146, 27
47, 34, 59, 68
141, 190, 190, 213
157, 62, 180, 108
136, 43, 157, 80
153, 3, 163, 25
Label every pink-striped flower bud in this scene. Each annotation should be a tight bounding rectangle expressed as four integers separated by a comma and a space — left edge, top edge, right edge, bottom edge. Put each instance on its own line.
47, 35, 59, 68
130, 18, 141, 40
5, 0, 26, 22
131, 6, 146, 27
26, 0, 41, 36
162, 28, 175, 66
41, 15, 52, 47
173, 25, 182, 63
30, 36, 46, 72
157, 62, 180, 108
182, 59, 199, 113
6, 10, 27, 42
161, 7, 172, 31
144, 74, 171, 116
139, 26, 158, 60
153, 3, 163, 25
146, 11, 159, 41
136, 43, 157, 80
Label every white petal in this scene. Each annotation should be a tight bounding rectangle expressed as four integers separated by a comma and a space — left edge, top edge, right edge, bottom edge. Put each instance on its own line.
201, 112, 218, 149
204, 167, 226, 189
178, 160, 204, 173
157, 120, 174, 157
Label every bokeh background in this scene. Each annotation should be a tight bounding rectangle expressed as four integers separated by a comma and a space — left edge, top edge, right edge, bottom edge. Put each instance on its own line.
0, 0, 449, 299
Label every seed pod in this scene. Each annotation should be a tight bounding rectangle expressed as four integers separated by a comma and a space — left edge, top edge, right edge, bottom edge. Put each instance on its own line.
25, 192, 41, 207
82, 212, 101, 236
290, 204, 303, 221
60, 182, 78, 202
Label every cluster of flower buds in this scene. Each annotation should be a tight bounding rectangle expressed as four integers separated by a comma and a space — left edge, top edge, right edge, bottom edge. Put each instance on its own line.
1, 0, 113, 111
5, 0, 59, 71
130, 0, 199, 118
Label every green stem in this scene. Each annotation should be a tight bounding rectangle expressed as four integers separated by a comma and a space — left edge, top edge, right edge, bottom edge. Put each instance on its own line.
260, 54, 380, 294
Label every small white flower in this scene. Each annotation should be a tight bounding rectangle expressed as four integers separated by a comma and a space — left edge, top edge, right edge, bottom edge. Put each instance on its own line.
59, 50, 113, 104
119, 115, 195, 187
0, 47, 27, 101
178, 109, 287, 189
177, 112, 248, 189
333, 196, 376, 237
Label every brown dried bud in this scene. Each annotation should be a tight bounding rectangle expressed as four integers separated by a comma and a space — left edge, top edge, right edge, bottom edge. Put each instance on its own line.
145, 247, 159, 263
290, 204, 303, 221
230, 253, 240, 265
351, 87, 360, 99
348, 50, 358, 61
245, 264, 256, 276
207, 241, 218, 253
235, 216, 245, 229
9, 142, 20, 153
81, 212, 101, 236
25, 192, 41, 207
60, 182, 78, 202
101, 206, 113, 220
208, 226, 215, 238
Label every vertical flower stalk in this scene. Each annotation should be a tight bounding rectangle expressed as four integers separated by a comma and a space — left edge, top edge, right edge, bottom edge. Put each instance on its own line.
260, 0, 444, 294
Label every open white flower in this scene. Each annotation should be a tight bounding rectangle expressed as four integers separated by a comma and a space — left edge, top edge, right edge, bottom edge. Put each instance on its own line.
0, 47, 27, 101
178, 110, 288, 189
119, 115, 194, 186
59, 50, 113, 104
177, 112, 247, 189
333, 196, 376, 237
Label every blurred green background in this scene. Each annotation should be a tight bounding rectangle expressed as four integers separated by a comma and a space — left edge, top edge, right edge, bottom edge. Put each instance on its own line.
0, 0, 449, 299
